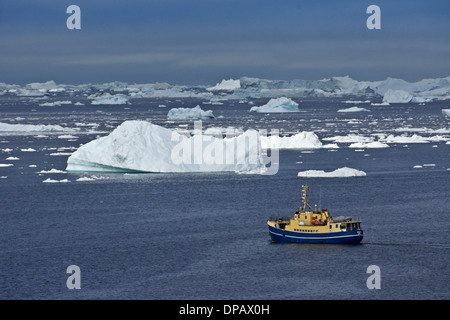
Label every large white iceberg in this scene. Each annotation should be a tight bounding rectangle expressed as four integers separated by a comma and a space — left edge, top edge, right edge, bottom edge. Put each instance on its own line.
167, 105, 215, 120
382, 89, 413, 103
207, 79, 241, 91
297, 167, 367, 178
250, 97, 300, 113
66, 121, 265, 173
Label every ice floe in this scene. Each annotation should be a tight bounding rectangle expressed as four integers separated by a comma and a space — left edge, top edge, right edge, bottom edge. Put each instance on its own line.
91, 94, 130, 105
297, 167, 367, 178
0, 122, 79, 135
337, 106, 370, 113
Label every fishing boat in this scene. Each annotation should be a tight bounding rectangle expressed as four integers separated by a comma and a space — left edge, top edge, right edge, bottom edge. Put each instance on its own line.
267, 185, 363, 244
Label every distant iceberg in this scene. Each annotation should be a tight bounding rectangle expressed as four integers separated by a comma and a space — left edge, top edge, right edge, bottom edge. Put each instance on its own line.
337, 106, 370, 113
261, 131, 322, 149
297, 167, 367, 178
442, 109, 450, 116
39, 100, 72, 107
0, 122, 78, 134
207, 79, 241, 91
250, 97, 299, 113
348, 141, 389, 148
91, 94, 130, 105
167, 105, 215, 120
382, 89, 413, 104
66, 121, 265, 173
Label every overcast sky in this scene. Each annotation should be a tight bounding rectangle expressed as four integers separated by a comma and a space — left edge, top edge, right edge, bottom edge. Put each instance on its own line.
1, 0, 449, 85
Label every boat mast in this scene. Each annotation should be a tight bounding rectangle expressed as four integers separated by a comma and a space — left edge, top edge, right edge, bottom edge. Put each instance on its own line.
300, 185, 313, 212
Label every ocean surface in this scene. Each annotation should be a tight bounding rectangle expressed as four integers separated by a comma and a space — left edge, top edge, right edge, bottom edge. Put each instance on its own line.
0, 95, 448, 299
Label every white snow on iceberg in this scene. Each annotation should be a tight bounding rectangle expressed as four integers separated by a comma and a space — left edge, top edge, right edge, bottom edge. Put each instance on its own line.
167, 105, 215, 120
250, 97, 299, 113
297, 167, 367, 178
66, 121, 265, 174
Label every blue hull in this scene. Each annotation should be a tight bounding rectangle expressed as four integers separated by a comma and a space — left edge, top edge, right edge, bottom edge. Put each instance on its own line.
268, 225, 363, 244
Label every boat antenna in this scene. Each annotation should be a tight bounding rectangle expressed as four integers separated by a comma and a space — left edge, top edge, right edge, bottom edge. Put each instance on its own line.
319, 186, 322, 210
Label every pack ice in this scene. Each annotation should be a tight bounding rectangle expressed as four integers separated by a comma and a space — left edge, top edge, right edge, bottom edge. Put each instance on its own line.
66, 121, 265, 173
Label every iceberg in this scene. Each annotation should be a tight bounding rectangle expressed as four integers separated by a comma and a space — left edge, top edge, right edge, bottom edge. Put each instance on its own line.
91, 94, 130, 105
39, 100, 72, 107
250, 97, 299, 113
167, 105, 215, 120
207, 79, 241, 91
261, 131, 322, 149
442, 109, 450, 117
337, 106, 370, 113
348, 141, 389, 148
297, 167, 367, 178
66, 120, 265, 173
382, 89, 413, 104
381, 134, 430, 144
0, 122, 79, 134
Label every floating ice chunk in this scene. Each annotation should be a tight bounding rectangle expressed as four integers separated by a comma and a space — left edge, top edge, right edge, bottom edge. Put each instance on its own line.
250, 97, 299, 113
0, 164, 13, 167
382, 134, 429, 144
167, 105, 215, 120
38, 168, 66, 174
297, 167, 367, 178
76, 175, 109, 182
337, 106, 370, 112
382, 89, 413, 103
342, 100, 370, 104
348, 141, 389, 148
39, 101, 72, 107
413, 165, 423, 168
57, 135, 78, 139
261, 132, 322, 149
323, 135, 374, 144
43, 178, 70, 183
91, 94, 130, 105
20, 148, 36, 152
6, 156, 19, 160
442, 109, 450, 117
66, 120, 265, 174
0, 122, 78, 134
207, 79, 241, 91
371, 102, 390, 106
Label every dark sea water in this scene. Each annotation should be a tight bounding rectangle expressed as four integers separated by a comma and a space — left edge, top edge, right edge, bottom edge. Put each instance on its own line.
0, 95, 448, 299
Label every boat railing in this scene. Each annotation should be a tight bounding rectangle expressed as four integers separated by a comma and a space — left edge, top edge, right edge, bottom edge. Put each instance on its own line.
268, 216, 291, 222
